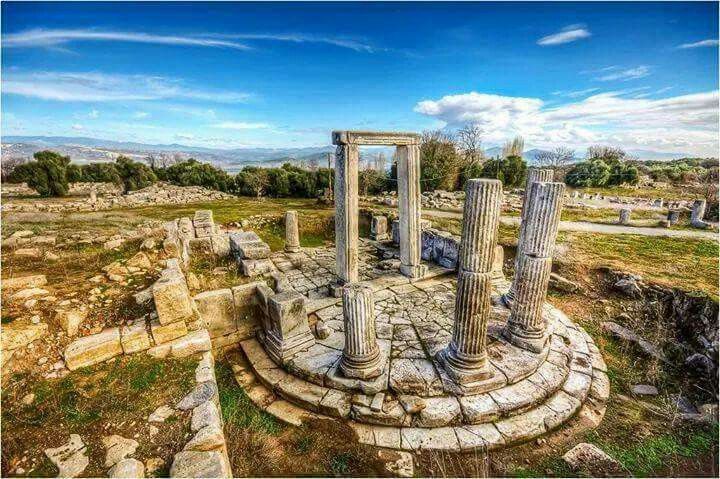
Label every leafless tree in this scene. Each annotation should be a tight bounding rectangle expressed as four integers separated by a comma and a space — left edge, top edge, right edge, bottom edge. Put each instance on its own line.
308, 157, 319, 172
456, 123, 485, 166
586, 145, 629, 161
502, 136, 524, 158
535, 147, 576, 168
1, 157, 27, 181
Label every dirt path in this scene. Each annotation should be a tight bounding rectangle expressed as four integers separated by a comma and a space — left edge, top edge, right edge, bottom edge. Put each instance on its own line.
424, 208, 719, 240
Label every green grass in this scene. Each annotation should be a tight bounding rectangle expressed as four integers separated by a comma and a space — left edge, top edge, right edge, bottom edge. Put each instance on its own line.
215, 362, 283, 435
571, 185, 701, 201
565, 231, 719, 298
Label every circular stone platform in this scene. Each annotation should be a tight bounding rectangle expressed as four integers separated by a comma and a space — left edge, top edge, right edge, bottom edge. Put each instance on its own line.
237, 243, 609, 452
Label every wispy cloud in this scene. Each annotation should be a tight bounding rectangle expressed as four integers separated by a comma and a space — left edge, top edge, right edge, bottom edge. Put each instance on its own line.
3, 28, 376, 52
414, 90, 719, 156
2, 71, 252, 103
596, 65, 650, 82
220, 33, 375, 52
133, 111, 149, 119
210, 121, 270, 130
537, 24, 591, 46
677, 39, 719, 49
4, 28, 251, 50
553, 88, 600, 98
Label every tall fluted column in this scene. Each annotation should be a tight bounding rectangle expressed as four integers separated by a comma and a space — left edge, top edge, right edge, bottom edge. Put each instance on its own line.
397, 144, 425, 279
335, 143, 359, 287
691, 199, 707, 227
340, 283, 384, 379
504, 181, 565, 352
437, 179, 503, 390
503, 169, 553, 307
284, 210, 301, 252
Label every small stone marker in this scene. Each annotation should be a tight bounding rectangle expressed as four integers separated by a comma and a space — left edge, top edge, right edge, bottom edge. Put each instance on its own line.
563, 442, 622, 476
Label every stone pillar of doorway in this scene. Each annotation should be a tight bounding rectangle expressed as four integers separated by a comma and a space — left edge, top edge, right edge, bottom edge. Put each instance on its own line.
334, 142, 360, 293
396, 143, 426, 279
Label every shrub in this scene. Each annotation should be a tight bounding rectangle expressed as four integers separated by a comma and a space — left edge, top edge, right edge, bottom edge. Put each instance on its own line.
9, 150, 71, 197
464, 155, 527, 188
115, 156, 157, 193
80, 163, 122, 184
160, 159, 232, 192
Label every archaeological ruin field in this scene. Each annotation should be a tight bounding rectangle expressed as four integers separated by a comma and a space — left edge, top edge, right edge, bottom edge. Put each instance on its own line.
1, 132, 718, 479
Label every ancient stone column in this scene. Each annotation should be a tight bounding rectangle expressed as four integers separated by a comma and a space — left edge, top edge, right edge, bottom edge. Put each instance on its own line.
284, 210, 301, 252
618, 208, 631, 225
504, 181, 565, 352
370, 215, 389, 241
667, 209, 681, 225
691, 199, 707, 227
437, 179, 502, 389
503, 168, 553, 307
340, 283, 384, 379
89, 188, 97, 203
334, 143, 360, 287
396, 144, 425, 279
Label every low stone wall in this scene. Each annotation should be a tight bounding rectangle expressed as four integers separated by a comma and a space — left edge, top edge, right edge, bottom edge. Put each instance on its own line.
170, 349, 233, 478
2, 183, 235, 213
1, 183, 36, 197
68, 182, 122, 196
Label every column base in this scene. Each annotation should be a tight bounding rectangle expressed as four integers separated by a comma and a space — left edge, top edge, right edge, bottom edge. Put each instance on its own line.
285, 245, 301, 253
400, 263, 427, 279
436, 347, 505, 395
260, 329, 316, 365
500, 292, 514, 309
340, 348, 386, 379
502, 326, 548, 354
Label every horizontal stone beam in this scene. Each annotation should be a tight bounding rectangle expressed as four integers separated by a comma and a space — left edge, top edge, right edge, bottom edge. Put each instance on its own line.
332, 130, 420, 146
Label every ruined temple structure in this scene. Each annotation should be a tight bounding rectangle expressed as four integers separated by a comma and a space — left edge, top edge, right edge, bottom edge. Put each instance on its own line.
127, 130, 608, 453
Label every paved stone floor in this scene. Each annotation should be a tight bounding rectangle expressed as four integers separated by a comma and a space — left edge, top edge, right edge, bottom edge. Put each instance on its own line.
238, 240, 609, 452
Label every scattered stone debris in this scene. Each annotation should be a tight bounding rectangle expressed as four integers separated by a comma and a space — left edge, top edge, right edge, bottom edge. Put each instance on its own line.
631, 384, 659, 396
148, 405, 175, 423
102, 435, 139, 468
562, 443, 623, 476
44, 434, 89, 478
600, 321, 669, 364
377, 449, 414, 478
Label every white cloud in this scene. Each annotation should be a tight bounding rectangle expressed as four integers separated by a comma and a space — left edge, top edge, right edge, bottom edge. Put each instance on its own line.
678, 39, 719, 49
596, 65, 650, 82
210, 121, 270, 130
537, 25, 591, 46
133, 111, 149, 119
553, 88, 600, 98
72, 124, 84, 130
2, 71, 252, 103
3, 28, 375, 53
414, 90, 719, 156
88, 109, 99, 118
4, 28, 250, 50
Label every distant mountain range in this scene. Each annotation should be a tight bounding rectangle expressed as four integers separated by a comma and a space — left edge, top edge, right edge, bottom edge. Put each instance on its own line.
1, 135, 694, 172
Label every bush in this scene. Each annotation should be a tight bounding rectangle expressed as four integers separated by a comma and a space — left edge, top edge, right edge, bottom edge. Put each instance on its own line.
9, 150, 71, 197
66, 164, 83, 183
565, 159, 611, 187
464, 155, 527, 188
160, 159, 232, 192
115, 156, 157, 193
420, 131, 462, 191
80, 163, 122, 184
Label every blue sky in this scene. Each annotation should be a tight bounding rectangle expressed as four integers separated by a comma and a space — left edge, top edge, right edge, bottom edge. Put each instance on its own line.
2, 2, 718, 155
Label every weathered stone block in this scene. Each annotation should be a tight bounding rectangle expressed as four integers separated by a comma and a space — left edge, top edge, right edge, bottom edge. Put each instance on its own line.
55, 308, 88, 336
235, 241, 271, 260
64, 328, 123, 370
370, 216, 389, 241
263, 291, 315, 363
229, 231, 261, 256
231, 283, 260, 309
240, 259, 274, 277
153, 276, 194, 325
148, 329, 211, 359
194, 289, 236, 339
120, 321, 151, 354
151, 319, 188, 345
210, 235, 230, 257
3, 274, 47, 290
170, 450, 231, 478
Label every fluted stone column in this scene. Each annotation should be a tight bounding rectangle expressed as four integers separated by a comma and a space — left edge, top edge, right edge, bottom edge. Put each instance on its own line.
618, 208, 631, 225
284, 210, 301, 252
667, 209, 681, 225
397, 144, 425, 279
340, 283, 384, 379
503, 168, 553, 307
504, 181, 565, 352
437, 179, 503, 390
334, 144, 360, 288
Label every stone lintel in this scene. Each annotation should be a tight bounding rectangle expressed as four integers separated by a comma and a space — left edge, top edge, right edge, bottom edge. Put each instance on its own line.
332, 130, 420, 146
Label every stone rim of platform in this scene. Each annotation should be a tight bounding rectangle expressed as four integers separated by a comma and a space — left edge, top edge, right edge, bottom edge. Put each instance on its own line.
235, 307, 608, 452
238, 274, 609, 450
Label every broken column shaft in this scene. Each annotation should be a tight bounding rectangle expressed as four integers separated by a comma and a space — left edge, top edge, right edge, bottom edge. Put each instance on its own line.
437, 179, 502, 390
504, 181, 565, 352
284, 210, 301, 252
397, 144, 425, 279
340, 283, 384, 379
334, 143, 360, 286
503, 168, 553, 306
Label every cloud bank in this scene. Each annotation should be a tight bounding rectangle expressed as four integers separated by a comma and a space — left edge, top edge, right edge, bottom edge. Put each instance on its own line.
414, 90, 719, 156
